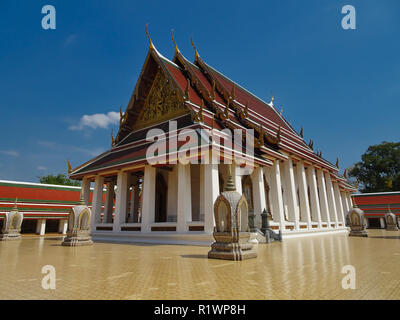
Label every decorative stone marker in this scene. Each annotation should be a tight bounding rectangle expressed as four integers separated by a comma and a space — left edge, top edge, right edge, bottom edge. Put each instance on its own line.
385, 205, 398, 231
62, 197, 93, 246
348, 204, 368, 237
208, 172, 257, 260
0, 199, 23, 241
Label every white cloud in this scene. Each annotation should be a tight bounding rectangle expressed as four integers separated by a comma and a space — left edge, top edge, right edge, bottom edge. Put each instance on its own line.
37, 166, 47, 171
69, 111, 120, 131
0, 150, 19, 157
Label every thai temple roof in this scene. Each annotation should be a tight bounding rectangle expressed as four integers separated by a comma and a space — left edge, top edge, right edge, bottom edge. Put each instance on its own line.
69, 32, 355, 192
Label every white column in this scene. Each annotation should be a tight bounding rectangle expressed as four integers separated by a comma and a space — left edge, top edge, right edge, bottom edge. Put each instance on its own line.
36, 219, 46, 236
325, 173, 338, 226
81, 177, 91, 205
348, 193, 353, 208
281, 158, 300, 230
58, 219, 68, 234
203, 160, 220, 233
317, 169, 330, 226
104, 182, 115, 223
251, 166, 266, 228
297, 161, 312, 228
199, 165, 205, 221
141, 165, 156, 232
267, 160, 285, 230
91, 175, 104, 229
341, 191, 349, 221
333, 183, 345, 226
114, 171, 128, 232
177, 163, 192, 232
380, 217, 385, 229
307, 166, 322, 228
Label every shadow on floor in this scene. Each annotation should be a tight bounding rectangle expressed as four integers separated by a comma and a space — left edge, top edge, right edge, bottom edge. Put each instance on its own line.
180, 254, 208, 259
369, 235, 400, 240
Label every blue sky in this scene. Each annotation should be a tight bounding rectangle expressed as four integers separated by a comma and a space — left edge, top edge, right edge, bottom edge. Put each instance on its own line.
0, 0, 399, 182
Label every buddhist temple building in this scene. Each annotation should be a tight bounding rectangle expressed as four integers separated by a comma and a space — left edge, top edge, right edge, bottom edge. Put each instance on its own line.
0, 180, 100, 235
352, 192, 400, 229
68, 32, 356, 244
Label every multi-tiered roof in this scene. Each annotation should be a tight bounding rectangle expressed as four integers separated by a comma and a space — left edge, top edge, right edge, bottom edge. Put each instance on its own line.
69, 31, 354, 192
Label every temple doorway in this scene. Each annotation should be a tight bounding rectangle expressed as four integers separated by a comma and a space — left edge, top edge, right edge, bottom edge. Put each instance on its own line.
155, 173, 168, 222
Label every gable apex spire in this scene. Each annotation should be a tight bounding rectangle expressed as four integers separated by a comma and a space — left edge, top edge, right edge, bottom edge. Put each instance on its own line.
191, 36, 200, 61
145, 24, 155, 50
171, 29, 179, 55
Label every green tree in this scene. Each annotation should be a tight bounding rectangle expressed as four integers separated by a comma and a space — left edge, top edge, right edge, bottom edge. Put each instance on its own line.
349, 141, 400, 193
38, 174, 81, 187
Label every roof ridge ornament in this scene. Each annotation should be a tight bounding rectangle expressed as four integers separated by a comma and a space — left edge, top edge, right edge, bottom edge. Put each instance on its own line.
111, 129, 115, 147
67, 160, 72, 174
145, 24, 155, 50
300, 126, 304, 138
344, 168, 348, 178
171, 29, 179, 55
270, 95, 274, 106
211, 80, 216, 100
190, 36, 200, 61
184, 79, 190, 101
336, 157, 339, 169
276, 126, 281, 142
198, 99, 204, 122
280, 104, 283, 116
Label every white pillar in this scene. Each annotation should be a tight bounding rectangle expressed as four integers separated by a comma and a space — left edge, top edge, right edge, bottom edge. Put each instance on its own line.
177, 163, 192, 232
297, 161, 312, 228
36, 219, 46, 236
252, 166, 266, 228
58, 219, 68, 234
81, 177, 91, 205
348, 193, 353, 208
307, 166, 322, 228
203, 160, 220, 233
91, 175, 104, 229
104, 182, 115, 223
281, 158, 300, 230
325, 173, 338, 226
333, 183, 345, 225
141, 165, 156, 232
114, 171, 128, 232
317, 169, 331, 226
268, 160, 285, 230
341, 191, 350, 224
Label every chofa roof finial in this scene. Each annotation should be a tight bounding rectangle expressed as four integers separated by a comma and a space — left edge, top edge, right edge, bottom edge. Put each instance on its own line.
171, 29, 179, 55
191, 35, 199, 61
145, 24, 155, 50
67, 160, 72, 174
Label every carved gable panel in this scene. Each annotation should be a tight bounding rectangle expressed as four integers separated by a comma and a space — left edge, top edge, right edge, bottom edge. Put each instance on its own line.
133, 70, 187, 130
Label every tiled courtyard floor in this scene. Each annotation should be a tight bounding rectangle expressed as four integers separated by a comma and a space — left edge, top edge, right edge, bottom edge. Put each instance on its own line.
1, 229, 400, 299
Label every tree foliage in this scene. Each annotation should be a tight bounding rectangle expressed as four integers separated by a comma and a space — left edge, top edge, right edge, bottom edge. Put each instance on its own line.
38, 174, 81, 187
349, 141, 400, 193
